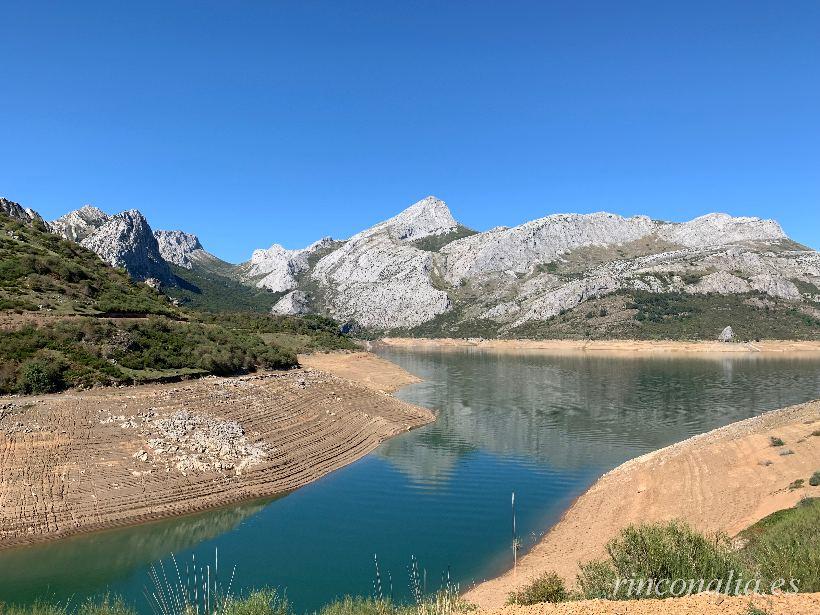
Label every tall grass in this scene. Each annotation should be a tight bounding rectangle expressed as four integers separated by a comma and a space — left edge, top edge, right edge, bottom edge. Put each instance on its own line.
740, 497, 820, 592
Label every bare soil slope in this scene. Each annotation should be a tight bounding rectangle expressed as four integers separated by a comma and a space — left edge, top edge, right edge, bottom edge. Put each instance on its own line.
0, 360, 433, 549
465, 400, 820, 610
298, 351, 422, 393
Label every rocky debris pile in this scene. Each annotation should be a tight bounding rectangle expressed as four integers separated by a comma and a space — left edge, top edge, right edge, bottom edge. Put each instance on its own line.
101, 406, 268, 476
719, 326, 735, 342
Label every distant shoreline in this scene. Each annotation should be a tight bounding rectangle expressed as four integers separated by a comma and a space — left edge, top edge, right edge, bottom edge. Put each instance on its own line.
377, 337, 820, 354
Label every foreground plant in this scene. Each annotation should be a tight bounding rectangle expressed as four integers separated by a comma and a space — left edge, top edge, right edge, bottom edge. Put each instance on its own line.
506, 572, 568, 605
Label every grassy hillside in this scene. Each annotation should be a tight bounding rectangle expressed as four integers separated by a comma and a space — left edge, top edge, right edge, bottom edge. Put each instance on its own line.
166, 262, 281, 313
0, 213, 177, 316
0, 213, 355, 395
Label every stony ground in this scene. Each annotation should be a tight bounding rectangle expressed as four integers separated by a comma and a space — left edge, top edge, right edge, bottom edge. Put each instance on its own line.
0, 362, 433, 548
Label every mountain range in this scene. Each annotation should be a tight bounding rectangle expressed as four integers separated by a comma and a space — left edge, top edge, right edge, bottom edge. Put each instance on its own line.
4, 194, 819, 339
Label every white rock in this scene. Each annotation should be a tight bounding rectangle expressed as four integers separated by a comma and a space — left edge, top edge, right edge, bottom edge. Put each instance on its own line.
271, 290, 311, 315
718, 325, 734, 342
687, 271, 751, 295
657, 213, 785, 248
154, 230, 204, 269
749, 273, 801, 300
50, 205, 109, 242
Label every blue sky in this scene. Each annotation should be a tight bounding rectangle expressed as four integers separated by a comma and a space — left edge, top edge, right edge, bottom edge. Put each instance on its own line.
2, 1, 818, 262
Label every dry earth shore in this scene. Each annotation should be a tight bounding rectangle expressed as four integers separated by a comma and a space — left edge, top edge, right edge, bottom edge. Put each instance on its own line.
0, 352, 432, 549
379, 337, 820, 354
487, 592, 820, 615
465, 400, 820, 610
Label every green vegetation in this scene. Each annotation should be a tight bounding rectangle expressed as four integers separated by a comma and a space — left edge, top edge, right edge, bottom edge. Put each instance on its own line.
0, 212, 355, 394
770, 436, 785, 447
809, 472, 820, 487
739, 498, 820, 592
166, 263, 281, 313
411, 226, 477, 252
788, 479, 805, 490
0, 213, 177, 316
576, 521, 749, 600
506, 572, 568, 605
512, 291, 820, 341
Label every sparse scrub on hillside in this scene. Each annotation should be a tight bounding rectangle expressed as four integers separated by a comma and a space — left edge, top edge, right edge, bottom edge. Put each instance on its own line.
809, 472, 820, 487
769, 436, 785, 447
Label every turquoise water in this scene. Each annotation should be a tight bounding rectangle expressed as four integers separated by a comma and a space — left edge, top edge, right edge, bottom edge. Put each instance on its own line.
1, 349, 819, 612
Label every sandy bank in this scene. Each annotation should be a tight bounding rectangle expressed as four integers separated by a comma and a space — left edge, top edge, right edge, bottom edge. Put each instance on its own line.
298, 351, 422, 393
0, 353, 432, 549
379, 337, 820, 354
464, 400, 820, 610
487, 592, 820, 615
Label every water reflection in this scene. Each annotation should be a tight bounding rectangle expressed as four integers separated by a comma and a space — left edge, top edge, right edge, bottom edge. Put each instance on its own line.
2, 349, 819, 612
378, 349, 820, 478
0, 498, 277, 600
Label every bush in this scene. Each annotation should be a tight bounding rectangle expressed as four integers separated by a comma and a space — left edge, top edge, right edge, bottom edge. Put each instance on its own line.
740, 498, 820, 592
223, 589, 291, 615
576, 560, 619, 599
770, 436, 785, 447
506, 571, 568, 605
318, 597, 394, 615
17, 357, 66, 394
578, 521, 750, 599
789, 479, 805, 490
810, 472, 820, 487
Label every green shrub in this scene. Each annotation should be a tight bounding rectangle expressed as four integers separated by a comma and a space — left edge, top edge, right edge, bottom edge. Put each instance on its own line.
740, 498, 820, 592
223, 589, 291, 615
17, 357, 66, 394
506, 571, 568, 605
770, 436, 785, 447
788, 479, 805, 490
317, 597, 394, 615
577, 559, 619, 599
578, 521, 750, 599
809, 472, 820, 487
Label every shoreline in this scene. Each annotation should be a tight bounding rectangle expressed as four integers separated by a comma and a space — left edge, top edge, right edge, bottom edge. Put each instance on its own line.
464, 399, 820, 610
378, 337, 820, 354
0, 352, 433, 551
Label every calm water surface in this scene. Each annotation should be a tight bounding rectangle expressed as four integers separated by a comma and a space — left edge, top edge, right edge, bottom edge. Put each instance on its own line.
2, 349, 819, 611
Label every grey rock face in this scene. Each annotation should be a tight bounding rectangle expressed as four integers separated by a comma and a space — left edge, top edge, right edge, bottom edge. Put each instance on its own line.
309, 197, 454, 328
719, 326, 734, 342
271, 290, 311, 315
78, 210, 172, 283
154, 230, 204, 269
1, 197, 46, 226
50, 205, 109, 242
244, 237, 334, 293
442, 212, 657, 284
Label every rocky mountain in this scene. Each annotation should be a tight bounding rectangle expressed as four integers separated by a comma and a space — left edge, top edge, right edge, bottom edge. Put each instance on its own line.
239, 237, 336, 293
51, 207, 172, 283
0, 197, 46, 226
15, 192, 819, 339
252, 197, 819, 340
154, 230, 206, 269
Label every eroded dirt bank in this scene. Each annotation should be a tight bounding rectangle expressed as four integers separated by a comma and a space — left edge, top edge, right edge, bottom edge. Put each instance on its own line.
465, 400, 820, 610
487, 592, 820, 615
380, 337, 820, 354
0, 354, 433, 549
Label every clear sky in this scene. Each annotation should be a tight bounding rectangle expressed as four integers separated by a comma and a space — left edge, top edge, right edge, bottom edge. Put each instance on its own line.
2, 1, 818, 262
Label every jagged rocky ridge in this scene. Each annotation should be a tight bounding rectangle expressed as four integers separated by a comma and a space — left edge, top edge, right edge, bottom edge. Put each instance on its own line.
50, 206, 172, 283
8, 193, 820, 335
